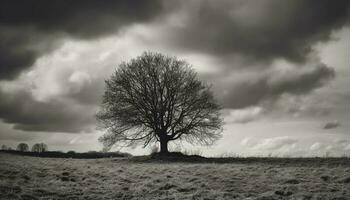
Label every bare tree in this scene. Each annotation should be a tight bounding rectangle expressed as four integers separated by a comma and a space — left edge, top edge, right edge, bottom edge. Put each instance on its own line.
97, 52, 222, 154
16, 143, 29, 152
1, 144, 8, 150
32, 143, 48, 153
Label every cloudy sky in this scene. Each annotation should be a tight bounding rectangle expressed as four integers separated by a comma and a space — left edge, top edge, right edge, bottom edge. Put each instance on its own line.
1, 0, 350, 156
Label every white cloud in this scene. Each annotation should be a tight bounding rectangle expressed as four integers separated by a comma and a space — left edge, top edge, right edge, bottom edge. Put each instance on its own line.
253, 136, 298, 151
325, 145, 333, 151
240, 137, 256, 147
68, 71, 92, 93
310, 142, 324, 151
239, 136, 301, 156
345, 144, 350, 151
224, 106, 264, 123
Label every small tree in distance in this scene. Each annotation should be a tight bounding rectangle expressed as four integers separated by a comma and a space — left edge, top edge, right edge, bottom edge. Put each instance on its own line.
17, 143, 29, 152
1, 144, 8, 150
97, 52, 223, 155
32, 143, 48, 153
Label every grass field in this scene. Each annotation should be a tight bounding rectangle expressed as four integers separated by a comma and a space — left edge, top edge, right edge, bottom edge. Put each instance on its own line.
1, 152, 350, 200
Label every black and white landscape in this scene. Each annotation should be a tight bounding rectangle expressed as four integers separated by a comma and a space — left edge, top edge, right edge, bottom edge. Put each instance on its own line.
1, 0, 350, 199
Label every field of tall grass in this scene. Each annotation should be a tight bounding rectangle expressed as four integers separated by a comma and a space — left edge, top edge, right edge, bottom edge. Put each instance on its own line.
1, 152, 350, 200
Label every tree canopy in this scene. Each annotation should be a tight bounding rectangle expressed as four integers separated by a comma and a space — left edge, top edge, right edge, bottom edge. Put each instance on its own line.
97, 52, 222, 154
32, 143, 48, 153
1, 144, 8, 150
16, 143, 29, 152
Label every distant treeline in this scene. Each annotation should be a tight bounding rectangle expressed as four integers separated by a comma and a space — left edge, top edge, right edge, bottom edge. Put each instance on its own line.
0, 149, 132, 159
2, 143, 47, 152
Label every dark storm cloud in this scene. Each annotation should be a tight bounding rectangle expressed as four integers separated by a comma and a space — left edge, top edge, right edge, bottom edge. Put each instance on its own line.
0, 88, 95, 133
220, 63, 335, 108
0, 0, 163, 38
159, 0, 348, 111
0, 0, 348, 133
0, 0, 164, 80
0, 26, 61, 80
0, 0, 347, 79
167, 0, 350, 63
323, 121, 340, 130
0, 30, 38, 80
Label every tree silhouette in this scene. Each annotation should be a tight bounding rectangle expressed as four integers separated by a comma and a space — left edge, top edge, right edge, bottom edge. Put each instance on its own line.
1, 144, 8, 150
97, 52, 222, 154
16, 143, 29, 152
32, 143, 48, 153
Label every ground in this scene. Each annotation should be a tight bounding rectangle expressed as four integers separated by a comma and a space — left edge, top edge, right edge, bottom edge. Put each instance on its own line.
0, 153, 350, 200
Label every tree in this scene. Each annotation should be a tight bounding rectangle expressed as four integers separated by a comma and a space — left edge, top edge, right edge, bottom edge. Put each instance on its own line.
1, 144, 8, 150
97, 52, 222, 154
16, 143, 29, 152
67, 150, 76, 155
32, 143, 48, 153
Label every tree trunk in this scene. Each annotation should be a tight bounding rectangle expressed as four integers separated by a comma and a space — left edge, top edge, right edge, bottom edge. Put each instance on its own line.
159, 138, 169, 155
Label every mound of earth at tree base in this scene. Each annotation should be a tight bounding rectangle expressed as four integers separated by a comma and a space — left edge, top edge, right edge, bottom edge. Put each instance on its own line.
150, 152, 206, 161
128, 152, 208, 163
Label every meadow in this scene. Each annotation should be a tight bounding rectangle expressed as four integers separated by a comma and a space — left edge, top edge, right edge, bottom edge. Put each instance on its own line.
1, 152, 350, 200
